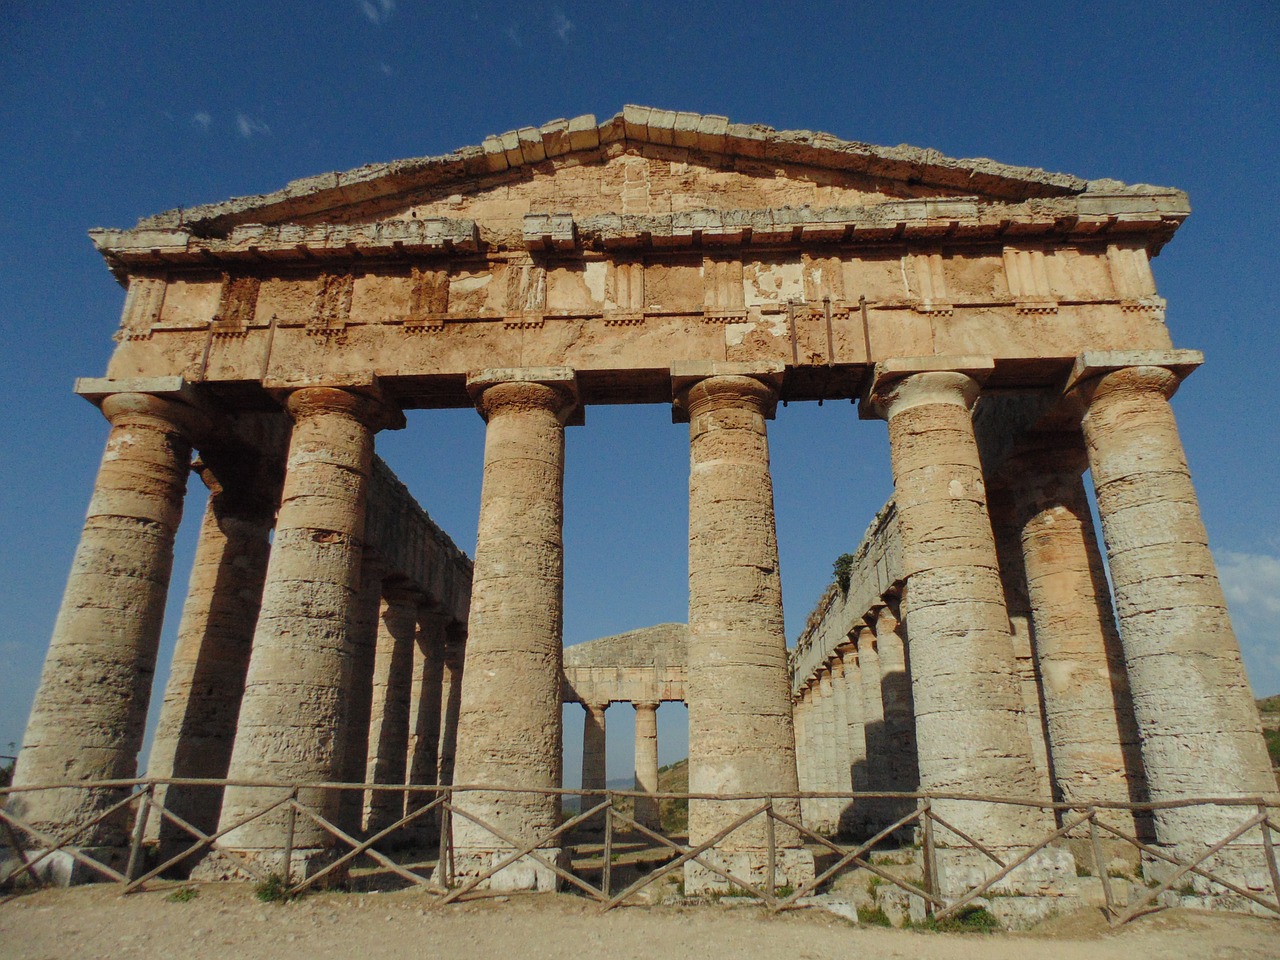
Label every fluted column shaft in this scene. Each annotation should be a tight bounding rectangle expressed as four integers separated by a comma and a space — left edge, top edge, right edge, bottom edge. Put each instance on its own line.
816, 666, 838, 830
147, 486, 272, 856
633, 702, 661, 830
828, 657, 853, 832
873, 605, 919, 794
12, 392, 201, 847
364, 588, 420, 833
680, 374, 803, 855
336, 561, 384, 835
436, 630, 465, 788
1075, 365, 1277, 847
406, 613, 447, 826
449, 374, 575, 888
580, 703, 608, 794
1006, 439, 1142, 823
871, 369, 1049, 844
217, 387, 399, 859
836, 646, 866, 835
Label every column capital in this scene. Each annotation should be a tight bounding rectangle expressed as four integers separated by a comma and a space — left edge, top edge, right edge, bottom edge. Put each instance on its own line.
671, 361, 783, 423
861, 356, 993, 422
466, 367, 582, 425
284, 384, 405, 432
633, 700, 659, 712
77, 376, 219, 444
1065, 349, 1201, 401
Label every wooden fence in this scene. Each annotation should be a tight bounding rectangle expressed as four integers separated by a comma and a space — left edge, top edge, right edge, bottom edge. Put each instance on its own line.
2, 778, 1278, 926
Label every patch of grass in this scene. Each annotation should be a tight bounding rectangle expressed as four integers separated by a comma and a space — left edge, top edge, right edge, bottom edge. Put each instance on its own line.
165, 887, 198, 903
857, 904, 893, 926
773, 884, 794, 899
909, 905, 1001, 933
866, 875, 883, 895
254, 873, 295, 903
1076, 862, 1093, 877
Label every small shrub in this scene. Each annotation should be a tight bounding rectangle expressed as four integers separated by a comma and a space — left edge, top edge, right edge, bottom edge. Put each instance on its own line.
254, 873, 293, 903
773, 883, 794, 899
833, 554, 855, 594
911, 905, 1001, 933
857, 904, 892, 926
165, 887, 198, 903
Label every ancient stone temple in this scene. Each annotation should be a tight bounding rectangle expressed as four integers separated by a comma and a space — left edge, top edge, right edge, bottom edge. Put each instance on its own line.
8, 106, 1275, 895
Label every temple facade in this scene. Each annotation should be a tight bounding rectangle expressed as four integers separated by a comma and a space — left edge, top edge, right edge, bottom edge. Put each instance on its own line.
7, 106, 1274, 895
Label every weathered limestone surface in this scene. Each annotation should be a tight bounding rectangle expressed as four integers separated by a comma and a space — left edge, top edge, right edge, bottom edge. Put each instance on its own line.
678, 369, 811, 890
10, 392, 204, 849
146, 488, 272, 858
363, 589, 419, 834
836, 646, 867, 834
853, 627, 887, 825
436, 630, 465, 789
215, 387, 402, 865
632, 702, 661, 830
1072, 359, 1278, 848
868, 363, 1052, 845
1005, 438, 1144, 822
22, 109, 1263, 905
406, 612, 446, 831
336, 563, 383, 835
447, 370, 577, 891
873, 604, 919, 823
580, 704, 608, 798
562, 623, 687, 706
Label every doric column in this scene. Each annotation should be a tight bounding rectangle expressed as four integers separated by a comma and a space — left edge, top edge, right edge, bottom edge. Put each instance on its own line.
214, 385, 402, 869
580, 702, 608, 832
1003, 436, 1143, 826
872, 603, 919, 823
447, 368, 578, 891
336, 559, 385, 836
815, 666, 838, 832
633, 702, 661, 831
436, 627, 465, 788
828, 656, 853, 831
11, 389, 206, 853
364, 586, 420, 835
835, 644, 866, 836
986, 479, 1055, 801
146, 471, 273, 861
853, 625, 886, 833
1069, 354, 1277, 851
675, 365, 811, 890
793, 687, 815, 827
865, 359, 1052, 848
406, 611, 447, 835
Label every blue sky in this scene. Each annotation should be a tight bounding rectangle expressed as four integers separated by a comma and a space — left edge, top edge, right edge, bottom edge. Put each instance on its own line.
2, 2, 1276, 787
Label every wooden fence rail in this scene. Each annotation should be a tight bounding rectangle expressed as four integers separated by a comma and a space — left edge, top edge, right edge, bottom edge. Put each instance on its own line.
2, 779, 1277, 927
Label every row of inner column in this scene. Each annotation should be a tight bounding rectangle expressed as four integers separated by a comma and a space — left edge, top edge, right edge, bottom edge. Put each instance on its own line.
578, 701, 662, 831
10, 356, 1275, 886
791, 361, 1275, 855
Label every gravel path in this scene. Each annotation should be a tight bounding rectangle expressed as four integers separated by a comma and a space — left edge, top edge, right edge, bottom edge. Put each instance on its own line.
2, 884, 1277, 960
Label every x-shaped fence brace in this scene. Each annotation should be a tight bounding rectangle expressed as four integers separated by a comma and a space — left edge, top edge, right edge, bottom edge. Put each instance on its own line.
2, 779, 1278, 927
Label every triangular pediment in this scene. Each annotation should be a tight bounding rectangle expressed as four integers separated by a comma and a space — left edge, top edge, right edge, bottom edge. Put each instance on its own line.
90, 106, 1189, 275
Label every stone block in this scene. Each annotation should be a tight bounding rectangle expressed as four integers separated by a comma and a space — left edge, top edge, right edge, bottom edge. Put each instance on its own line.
566, 114, 599, 152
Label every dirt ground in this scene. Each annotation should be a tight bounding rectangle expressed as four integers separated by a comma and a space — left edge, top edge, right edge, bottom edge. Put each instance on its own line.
2, 883, 1277, 960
